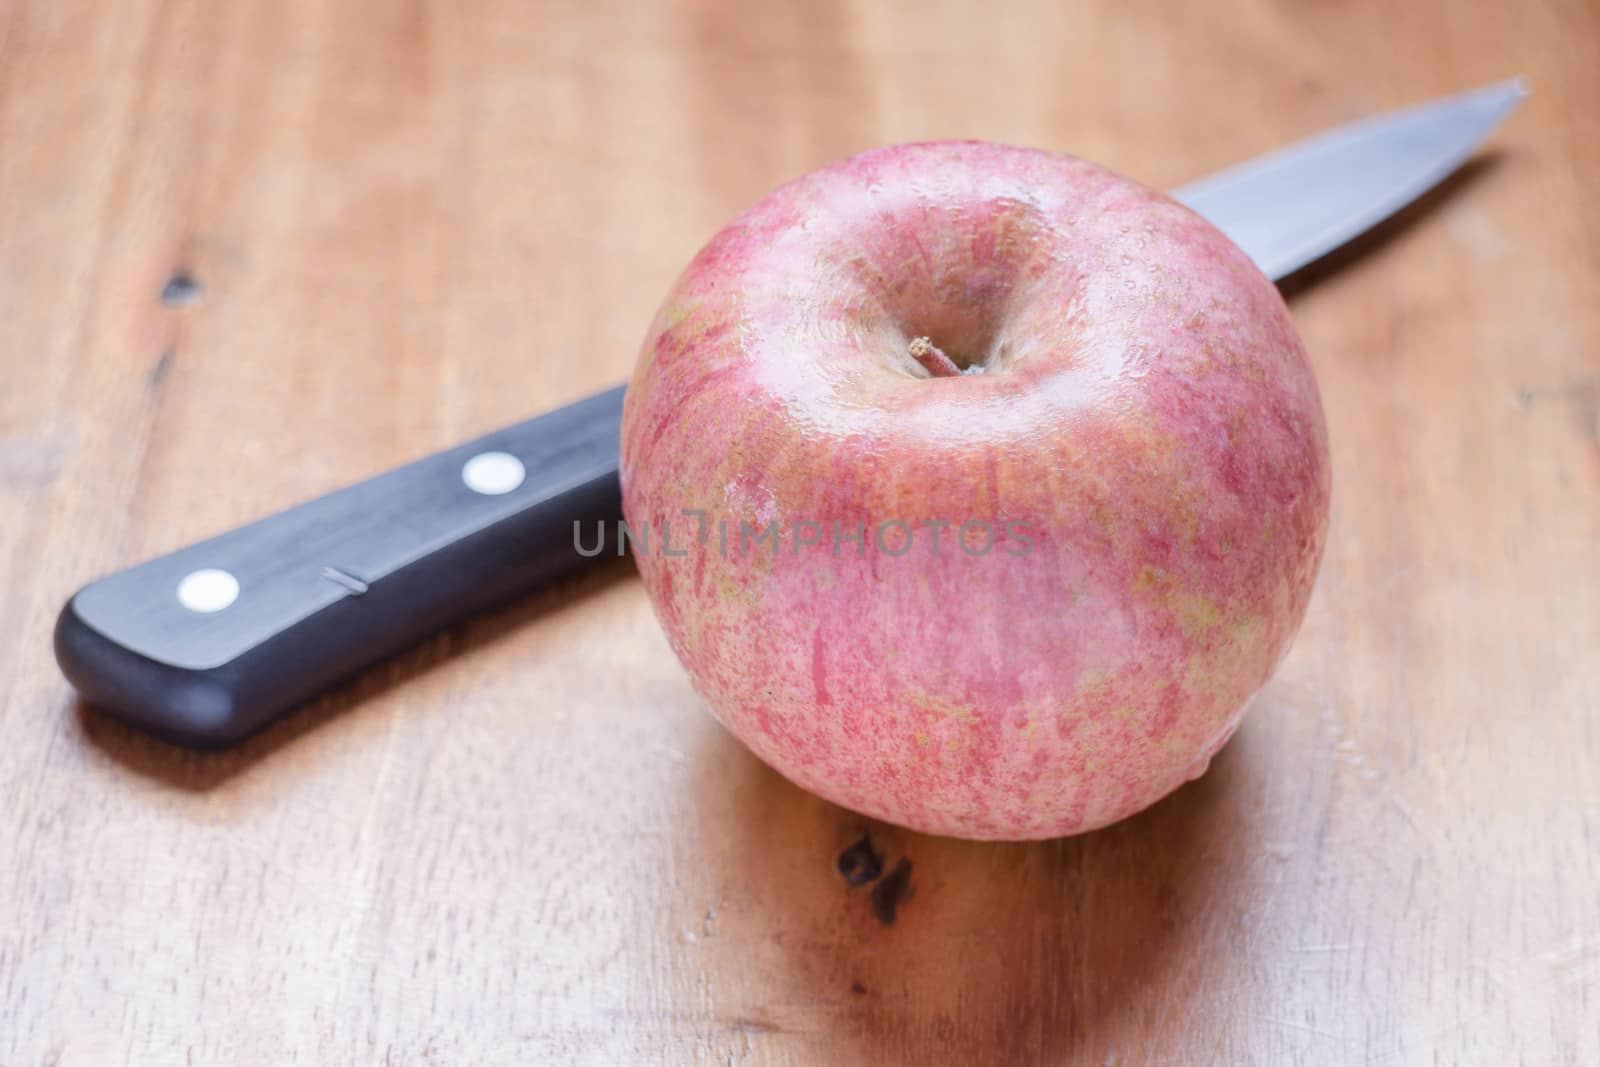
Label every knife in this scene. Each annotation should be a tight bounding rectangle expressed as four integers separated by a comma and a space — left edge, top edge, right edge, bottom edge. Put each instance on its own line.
54, 79, 1527, 749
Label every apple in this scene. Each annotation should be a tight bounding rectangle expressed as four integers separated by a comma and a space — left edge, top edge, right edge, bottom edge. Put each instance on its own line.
620, 141, 1329, 840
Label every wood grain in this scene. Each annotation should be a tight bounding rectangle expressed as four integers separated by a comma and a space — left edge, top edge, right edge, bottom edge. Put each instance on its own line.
2, 1, 1596, 1063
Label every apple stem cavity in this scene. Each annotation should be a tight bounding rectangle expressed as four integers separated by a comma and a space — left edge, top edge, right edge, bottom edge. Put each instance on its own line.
908, 336, 963, 378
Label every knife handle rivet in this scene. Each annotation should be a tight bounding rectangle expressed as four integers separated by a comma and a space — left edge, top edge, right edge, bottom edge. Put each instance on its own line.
462, 451, 526, 496
176, 568, 239, 614
319, 566, 370, 596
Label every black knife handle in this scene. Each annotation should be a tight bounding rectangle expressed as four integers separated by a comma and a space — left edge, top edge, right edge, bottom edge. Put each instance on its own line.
55, 384, 627, 749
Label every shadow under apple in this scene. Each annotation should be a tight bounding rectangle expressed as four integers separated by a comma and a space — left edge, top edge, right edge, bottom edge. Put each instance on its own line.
674, 691, 1283, 1064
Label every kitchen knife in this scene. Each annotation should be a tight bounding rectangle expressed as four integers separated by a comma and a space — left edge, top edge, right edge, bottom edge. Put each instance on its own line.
54, 79, 1527, 748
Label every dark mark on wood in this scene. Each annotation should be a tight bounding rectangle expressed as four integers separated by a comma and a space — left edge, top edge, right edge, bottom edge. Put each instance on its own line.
870, 857, 912, 925
836, 832, 883, 886
850, 981, 867, 995
161, 271, 202, 307
727, 1016, 783, 1035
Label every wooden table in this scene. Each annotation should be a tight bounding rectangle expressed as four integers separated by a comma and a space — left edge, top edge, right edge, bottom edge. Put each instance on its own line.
3, 2, 1596, 1063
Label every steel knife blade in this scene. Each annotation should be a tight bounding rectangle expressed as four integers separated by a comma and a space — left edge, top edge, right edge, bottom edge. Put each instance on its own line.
1175, 78, 1526, 280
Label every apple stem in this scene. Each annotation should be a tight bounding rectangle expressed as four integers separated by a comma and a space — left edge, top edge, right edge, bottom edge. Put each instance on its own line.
908, 336, 962, 378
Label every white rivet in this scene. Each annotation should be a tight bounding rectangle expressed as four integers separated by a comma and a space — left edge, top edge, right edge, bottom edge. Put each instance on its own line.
462, 451, 525, 495
176, 568, 239, 613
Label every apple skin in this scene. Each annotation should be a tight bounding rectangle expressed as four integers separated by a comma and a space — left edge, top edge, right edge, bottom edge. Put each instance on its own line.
620, 142, 1329, 840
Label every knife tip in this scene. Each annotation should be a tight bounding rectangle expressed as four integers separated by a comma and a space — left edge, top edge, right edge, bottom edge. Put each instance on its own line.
1467, 76, 1530, 123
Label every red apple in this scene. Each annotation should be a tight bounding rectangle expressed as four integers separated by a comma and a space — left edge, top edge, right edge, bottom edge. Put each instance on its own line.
620, 142, 1329, 840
